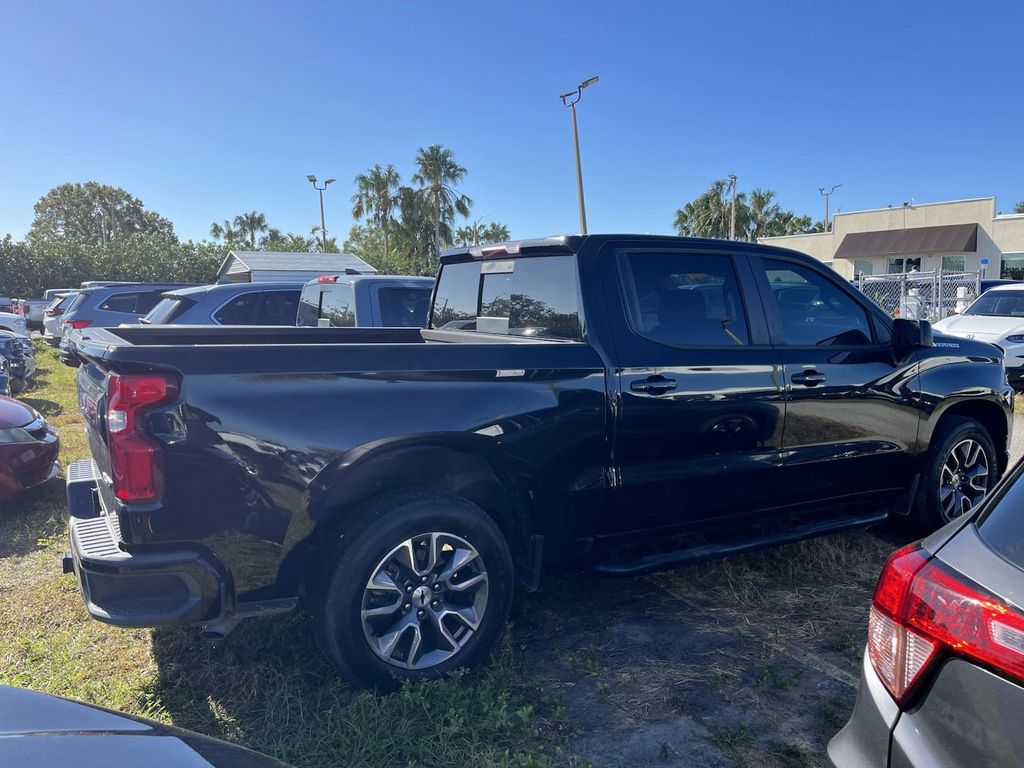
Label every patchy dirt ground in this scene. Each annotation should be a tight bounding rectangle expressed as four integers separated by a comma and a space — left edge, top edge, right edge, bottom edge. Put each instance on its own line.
513, 528, 903, 767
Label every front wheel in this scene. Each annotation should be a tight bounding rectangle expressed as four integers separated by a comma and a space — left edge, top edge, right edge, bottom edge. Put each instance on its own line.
912, 416, 997, 532
312, 490, 514, 689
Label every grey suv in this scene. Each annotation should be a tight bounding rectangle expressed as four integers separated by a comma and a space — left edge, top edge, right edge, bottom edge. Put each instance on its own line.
58, 283, 191, 363
141, 282, 302, 326
829, 460, 1024, 766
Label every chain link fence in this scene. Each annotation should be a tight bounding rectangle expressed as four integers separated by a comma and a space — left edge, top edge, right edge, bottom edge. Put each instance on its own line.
855, 270, 981, 322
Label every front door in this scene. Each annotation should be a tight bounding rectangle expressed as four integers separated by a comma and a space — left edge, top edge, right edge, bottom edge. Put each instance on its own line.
753, 256, 919, 507
601, 244, 787, 538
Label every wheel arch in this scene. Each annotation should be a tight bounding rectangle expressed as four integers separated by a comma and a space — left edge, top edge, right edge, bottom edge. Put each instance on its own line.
924, 397, 1011, 475
281, 436, 536, 594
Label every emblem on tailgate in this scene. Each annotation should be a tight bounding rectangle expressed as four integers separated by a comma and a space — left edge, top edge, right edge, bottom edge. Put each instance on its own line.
79, 390, 98, 420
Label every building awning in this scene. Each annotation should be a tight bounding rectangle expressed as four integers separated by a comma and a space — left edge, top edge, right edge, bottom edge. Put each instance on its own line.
834, 223, 978, 260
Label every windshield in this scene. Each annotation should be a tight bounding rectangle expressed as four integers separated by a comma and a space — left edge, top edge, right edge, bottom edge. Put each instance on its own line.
964, 291, 1024, 317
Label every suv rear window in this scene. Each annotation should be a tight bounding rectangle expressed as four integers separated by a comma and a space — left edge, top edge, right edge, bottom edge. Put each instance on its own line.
97, 290, 166, 315
431, 256, 582, 340
145, 296, 197, 324
978, 465, 1024, 569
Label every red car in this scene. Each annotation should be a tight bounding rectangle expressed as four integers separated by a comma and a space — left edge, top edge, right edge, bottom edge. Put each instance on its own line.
0, 396, 59, 503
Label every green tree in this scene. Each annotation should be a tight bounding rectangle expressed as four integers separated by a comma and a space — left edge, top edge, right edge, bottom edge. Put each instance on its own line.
352, 164, 401, 262
412, 145, 472, 262
27, 182, 175, 245
231, 211, 268, 249
209, 219, 239, 242
673, 179, 745, 239
454, 221, 511, 246
1014, 201, 1024, 214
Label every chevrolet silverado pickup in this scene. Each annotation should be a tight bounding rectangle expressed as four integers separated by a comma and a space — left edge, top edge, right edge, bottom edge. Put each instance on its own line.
62, 234, 1013, 688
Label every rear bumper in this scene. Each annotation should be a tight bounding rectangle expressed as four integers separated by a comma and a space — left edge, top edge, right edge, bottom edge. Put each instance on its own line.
826, 652, 900, 768
64, 458, 229, 627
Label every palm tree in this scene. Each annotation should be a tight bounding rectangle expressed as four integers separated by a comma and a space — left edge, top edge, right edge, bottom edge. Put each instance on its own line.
479, 222, 510, 244
1015, 201, 1024, 214
412, 145, 472, 261
232, 211, 268, 249
351, 164, 401, 262
673, 180, 744, 239
745, 188, 783, 241
209, 219, 238, 242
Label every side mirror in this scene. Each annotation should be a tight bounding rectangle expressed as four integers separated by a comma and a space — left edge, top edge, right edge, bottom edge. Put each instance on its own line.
892, 318, 933, 356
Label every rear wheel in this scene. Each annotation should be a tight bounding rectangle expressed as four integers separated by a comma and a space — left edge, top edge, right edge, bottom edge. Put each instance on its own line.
312, 490, 513, 689
912, 416, 997, 532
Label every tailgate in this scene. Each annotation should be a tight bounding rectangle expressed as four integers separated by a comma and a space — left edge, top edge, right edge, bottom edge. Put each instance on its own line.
76, 358, 115, 500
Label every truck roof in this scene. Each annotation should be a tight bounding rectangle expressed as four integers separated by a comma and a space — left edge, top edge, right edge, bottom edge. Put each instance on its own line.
438, 233, 821, 266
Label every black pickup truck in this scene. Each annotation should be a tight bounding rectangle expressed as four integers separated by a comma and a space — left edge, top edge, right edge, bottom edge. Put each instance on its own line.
63, 235, 1013, 687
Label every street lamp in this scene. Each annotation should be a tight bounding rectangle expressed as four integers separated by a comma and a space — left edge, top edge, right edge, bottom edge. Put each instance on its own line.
307, 175, 336, 252
472, 213, 488, 245
818, 184, 842, 232
560, 75, 599, 234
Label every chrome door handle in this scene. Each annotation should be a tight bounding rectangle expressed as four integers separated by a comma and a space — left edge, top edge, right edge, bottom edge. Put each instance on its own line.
630, 376, 678, 394
791, 370, 826, 386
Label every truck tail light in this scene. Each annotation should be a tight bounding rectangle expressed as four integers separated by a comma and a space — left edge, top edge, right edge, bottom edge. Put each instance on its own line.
106, 373, 179, 502
66, 319, 92, 330
868, 543, 1024, 704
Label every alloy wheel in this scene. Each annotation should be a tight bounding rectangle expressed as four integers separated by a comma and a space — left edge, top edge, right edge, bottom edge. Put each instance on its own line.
938, 438, 989, 521
360, 532, 488, 670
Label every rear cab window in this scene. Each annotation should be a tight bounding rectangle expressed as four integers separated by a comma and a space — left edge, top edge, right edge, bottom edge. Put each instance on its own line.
378, 287, 431, 327
431, 256, 583, 340
297, 282, 356, 327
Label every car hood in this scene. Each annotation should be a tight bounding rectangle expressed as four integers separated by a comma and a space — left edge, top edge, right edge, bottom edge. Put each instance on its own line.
0, 685, 291, 767
0, 396, 37, 429
931, 313, 1024, 341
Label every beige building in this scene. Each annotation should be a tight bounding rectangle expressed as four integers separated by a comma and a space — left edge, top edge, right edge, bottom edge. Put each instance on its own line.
759, 197, 1024, 280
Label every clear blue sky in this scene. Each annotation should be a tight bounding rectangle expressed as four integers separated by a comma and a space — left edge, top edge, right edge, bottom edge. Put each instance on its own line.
1, 0, 1021, 244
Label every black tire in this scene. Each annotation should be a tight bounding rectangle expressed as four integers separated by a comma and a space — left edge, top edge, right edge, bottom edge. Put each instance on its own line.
311, 489, 514, 690
911, 416, 997, 533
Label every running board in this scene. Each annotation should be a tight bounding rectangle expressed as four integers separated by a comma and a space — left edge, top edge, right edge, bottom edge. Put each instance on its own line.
593, 511, 889, 577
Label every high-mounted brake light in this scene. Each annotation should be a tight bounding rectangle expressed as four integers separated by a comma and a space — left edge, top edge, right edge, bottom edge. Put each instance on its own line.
317, 275, 339, 283
66, 319, 92, 330
868, 543, 1024, 704
106, 373, 178, 502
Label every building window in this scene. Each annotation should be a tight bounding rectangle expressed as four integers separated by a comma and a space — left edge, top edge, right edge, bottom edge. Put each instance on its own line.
941, 254, 965, 272
1002, 253, 1024, 280
887, 257, 922, 274
854, 259, 874, 277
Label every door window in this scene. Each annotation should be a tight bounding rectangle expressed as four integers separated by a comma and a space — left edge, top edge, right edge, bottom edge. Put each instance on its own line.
252, 291, 300, 325
761, 259, 873, 346
214, 292, 259, 324
618, 251, 750, 346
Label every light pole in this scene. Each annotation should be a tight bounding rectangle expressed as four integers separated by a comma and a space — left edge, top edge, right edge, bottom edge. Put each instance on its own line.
307, 175, 335, 252
727, 174, 738, 240
472, 213, 488, 245
819, 184, 842, 232
560, 75, 599, 235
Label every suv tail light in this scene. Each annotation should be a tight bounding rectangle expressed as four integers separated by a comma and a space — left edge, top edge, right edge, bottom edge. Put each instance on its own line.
66, 319, 92, 330
45, 307, 64, 318
868, 543, 1024, 704
106, 373, 179, 502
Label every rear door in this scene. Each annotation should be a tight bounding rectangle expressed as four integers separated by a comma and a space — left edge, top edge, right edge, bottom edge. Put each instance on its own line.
602, 242, 787, 537
752, 255, 919, 506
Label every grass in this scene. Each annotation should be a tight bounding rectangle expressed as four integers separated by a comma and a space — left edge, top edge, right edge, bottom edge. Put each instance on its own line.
0, 343, 568, 768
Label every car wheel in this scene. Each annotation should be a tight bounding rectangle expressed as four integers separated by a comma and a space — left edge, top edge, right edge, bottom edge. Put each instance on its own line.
912, 416, 997, 532
312, 489, 514, 689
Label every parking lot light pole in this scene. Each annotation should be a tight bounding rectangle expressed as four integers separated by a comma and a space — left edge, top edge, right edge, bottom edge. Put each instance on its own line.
819, 184, 842, 232
560, 76, 599, 235
472, 213, 488, 245
307, 175, 336, 252
728, 174, 738, 240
